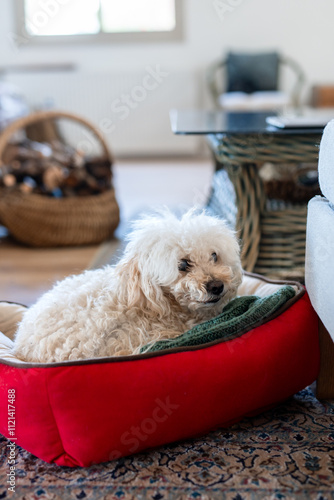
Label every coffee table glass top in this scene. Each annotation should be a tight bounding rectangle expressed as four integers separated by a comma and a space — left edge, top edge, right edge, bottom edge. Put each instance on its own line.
170, 109, 325, 136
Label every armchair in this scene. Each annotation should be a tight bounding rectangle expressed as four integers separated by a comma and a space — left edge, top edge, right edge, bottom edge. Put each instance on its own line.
305, 119, 334, 399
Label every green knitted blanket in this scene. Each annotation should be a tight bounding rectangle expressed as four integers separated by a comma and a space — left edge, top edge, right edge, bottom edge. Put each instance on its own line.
141, 285, 296, 353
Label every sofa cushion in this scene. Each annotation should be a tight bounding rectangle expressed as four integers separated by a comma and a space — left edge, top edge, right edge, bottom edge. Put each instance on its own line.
318, 119, 334, 204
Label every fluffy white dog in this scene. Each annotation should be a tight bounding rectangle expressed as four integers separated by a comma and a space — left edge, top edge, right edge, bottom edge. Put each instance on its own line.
13, 210, 242, 362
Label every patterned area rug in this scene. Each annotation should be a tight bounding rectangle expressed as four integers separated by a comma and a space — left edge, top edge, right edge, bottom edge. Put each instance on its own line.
1, 386, 334, 499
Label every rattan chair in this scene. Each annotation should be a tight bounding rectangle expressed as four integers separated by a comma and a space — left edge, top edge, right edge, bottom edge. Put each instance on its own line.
207, 52, 305, 109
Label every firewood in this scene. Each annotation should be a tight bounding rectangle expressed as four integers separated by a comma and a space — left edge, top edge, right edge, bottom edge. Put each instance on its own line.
51, 140, 74, 157
1, 138, 113, 198
88, 164, 112, 180
29, 140, 54, 158
51, 151, 73, 166
15, 146, 44, 161
85, 174, 100, 191
3, 174, 16, 187
43, 165, 65, 191
63, 171, 81, 189
10, 160, 22, 171
72, 151, 85, 168
2, 145, 22, 165
21, 159, 41, 177
19, 177, 36, 194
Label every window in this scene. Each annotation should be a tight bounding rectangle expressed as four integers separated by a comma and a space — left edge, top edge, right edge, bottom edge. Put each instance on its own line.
17, 0, 182, 43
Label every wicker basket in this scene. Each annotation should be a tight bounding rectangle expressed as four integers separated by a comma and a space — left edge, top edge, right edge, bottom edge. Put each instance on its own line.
0, 110, 120, 247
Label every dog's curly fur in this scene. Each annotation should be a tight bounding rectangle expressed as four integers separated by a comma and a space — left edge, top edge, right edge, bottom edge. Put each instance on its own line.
13, 211, 242, 362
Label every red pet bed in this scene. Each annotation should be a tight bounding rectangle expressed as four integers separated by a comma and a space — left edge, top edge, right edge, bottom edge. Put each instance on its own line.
0, 273, 319, 467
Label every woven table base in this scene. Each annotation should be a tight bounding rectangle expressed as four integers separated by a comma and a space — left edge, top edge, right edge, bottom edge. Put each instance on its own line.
210, 133, 321, 165
254, 202, 307, 281
207, 132, 322, 281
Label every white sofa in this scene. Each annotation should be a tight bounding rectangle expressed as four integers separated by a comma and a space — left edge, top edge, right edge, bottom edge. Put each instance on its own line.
305, 119, 334, 398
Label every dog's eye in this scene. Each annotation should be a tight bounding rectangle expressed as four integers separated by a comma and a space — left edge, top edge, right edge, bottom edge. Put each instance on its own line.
178, 259, 191, 272
211, 252, 218, 263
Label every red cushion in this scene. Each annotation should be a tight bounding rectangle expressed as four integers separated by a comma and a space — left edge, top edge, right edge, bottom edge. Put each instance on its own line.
0, 290, 319, 467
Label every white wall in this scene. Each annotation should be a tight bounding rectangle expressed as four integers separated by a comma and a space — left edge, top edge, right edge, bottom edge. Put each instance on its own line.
1, 0, 334, 155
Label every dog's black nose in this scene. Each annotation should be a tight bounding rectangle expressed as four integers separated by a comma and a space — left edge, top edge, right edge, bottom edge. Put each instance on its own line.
206, 280, 224, 296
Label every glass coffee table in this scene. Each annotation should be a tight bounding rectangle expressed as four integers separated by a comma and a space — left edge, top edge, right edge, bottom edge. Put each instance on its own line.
170, 110, 325, 281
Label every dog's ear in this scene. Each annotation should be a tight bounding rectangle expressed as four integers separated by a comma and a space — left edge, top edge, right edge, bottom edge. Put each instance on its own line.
139, 267, 171, 318
116, 256, 145, 309
115, 256, 170, 317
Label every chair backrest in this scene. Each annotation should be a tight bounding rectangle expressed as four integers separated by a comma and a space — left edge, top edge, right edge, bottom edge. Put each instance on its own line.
207, 51, 305, 109
225, 52, 280, 94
